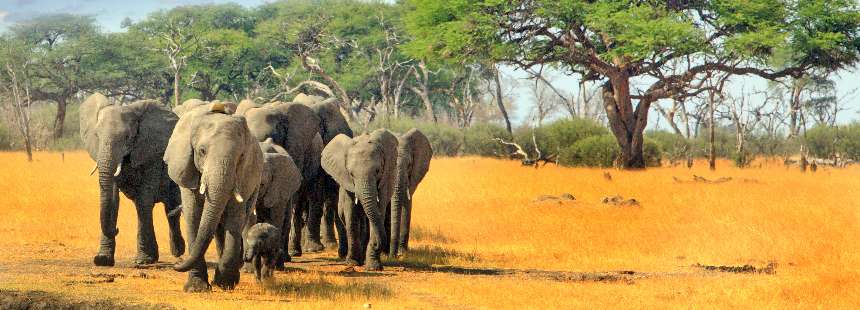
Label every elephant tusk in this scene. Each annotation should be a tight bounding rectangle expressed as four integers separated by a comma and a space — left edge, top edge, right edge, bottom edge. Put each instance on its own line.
407, 190, 411, 201
234, 189, 244, 203
88, 165, 97, 176
114, 162, 122, 177
199, 182, 207, 195
377, 196, 380, 203
354, 196, 359, 205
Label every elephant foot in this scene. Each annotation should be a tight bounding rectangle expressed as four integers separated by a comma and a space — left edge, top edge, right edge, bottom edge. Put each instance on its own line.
397, 246, 408, 255
93, 254, 115, 267
134, 253, 159, 266
170, 238, 186, 258
183, 277, 211, 293
365, 259, 383, 271
288, 249, 302, 257
322, 240, 339, 249
241, 263, 254, 274
344, 258, 361, 267
213, 268, 240, 290
304, 241, 325, 253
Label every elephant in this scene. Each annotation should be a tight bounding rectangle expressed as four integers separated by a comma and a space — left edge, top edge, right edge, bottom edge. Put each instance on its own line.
387, 129, 432, 257
321, 129, 398, 271
249, 138, 302, 264
79, 93, 185, 267
294, 93, 354, 249
243, 222, 283, 282
174, 99, 236, 117
242, 102, 325, 258
164, 102, 263, 292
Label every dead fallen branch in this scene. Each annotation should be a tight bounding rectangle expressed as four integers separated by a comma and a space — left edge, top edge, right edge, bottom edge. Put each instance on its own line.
693, 262, 776, 274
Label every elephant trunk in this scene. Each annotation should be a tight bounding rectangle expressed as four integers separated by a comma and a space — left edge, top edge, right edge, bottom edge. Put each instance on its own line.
174, 164, 233, 272
97, 143, 120, 241
355, 179, 388, 254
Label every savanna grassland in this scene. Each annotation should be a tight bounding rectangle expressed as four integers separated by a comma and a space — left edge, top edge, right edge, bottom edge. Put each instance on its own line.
0, 151, 858, 309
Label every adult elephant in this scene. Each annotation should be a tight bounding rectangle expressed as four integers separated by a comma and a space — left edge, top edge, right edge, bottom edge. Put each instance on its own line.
249, 138, 302, 263
388, 129, 432, 257
242, 102, 324, 258
79, 93, 184, 267
294, 93, 354, 250
321, 129, 398, 271
165, 102, 263, 292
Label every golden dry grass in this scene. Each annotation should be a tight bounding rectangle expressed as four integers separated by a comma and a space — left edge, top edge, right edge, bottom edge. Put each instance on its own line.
0, 151, 858, 309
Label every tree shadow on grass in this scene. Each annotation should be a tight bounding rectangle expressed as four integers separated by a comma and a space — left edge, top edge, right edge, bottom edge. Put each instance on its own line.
265, 275, 392, 300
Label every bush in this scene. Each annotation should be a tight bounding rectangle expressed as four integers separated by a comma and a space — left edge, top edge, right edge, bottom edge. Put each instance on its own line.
562, 135, 619, 167
559, 135, 662, 167
838, 123, 860, 160
512, 118, 608, 156
462, 122, 509, 156
803, 125, 838, 159
647, 130, 690, 162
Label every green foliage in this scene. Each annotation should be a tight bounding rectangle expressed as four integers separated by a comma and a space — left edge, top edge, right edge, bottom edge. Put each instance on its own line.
804, 125, 839, 158
563, 135, 620, 167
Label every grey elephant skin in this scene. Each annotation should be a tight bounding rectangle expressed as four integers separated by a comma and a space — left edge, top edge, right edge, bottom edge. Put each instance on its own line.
250, 138, 302, 264
387, 129, 432, 257
321, 129, 398, 271
164, 101, 263, 292
79, 93, 185, 267
294, 93, 354, 250
243, 223, 283, 282
238, 100, 325, 258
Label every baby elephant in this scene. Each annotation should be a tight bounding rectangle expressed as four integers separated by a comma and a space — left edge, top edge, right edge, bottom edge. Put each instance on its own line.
243, 223, 283, 282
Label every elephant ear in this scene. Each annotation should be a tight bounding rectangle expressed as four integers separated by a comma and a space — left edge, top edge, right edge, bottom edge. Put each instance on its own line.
127, 100, 178, 168
404, 129, 433, 191
375, 129, 400, 207
173, 99, 207, 118
264, 153, 302, 209
235, 115, 264, 199
321, 134, 355, 192
235, 99, 260, 116
164, 108, 202, 189
79, 93, 112, 161
293, 93, 324, 105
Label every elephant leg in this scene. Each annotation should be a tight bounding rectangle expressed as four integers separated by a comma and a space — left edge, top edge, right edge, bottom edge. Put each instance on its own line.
340, 190, 361, 266
213, 203, 244, 290
94, 182, 119, 266
388, 200, 401, 257
398, 198, 412, 253
302, 193, 325, 253
241, 209, 257, 274
133, 195, 159, 265
358, 215, 368, 266
253, 255, 262, 282
180, 188, 209, 293
289, 193, 306, 257
320, 192, 338, 248
301, 177, 325, 253
164, 191, 185, 259
334, 200, 348, 260
271, 201, 290, 268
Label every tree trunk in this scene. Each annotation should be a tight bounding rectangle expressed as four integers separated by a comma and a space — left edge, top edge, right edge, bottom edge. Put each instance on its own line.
708, 90, 717, 171
173, 70, 181, 108
53, 96, 67, 139
493, 65, 513, 137
601, 75, 647, 169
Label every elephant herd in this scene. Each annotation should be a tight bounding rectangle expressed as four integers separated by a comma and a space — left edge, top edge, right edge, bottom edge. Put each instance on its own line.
79, 92, 432, 292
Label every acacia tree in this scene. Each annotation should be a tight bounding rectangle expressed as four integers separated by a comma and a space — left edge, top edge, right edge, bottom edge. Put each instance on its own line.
406, 0, 860, 168
135, 8, 199, 107
11, 14, 99, 138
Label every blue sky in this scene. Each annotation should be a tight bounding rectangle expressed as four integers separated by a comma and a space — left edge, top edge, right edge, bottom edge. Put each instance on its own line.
2, 0, 859, 127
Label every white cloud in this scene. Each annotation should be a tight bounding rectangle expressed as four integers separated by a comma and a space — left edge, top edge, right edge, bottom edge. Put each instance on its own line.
0, 11, 9, 23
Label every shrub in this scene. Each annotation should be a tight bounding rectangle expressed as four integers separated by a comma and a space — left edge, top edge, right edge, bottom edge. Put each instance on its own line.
803, 125, 838, 159
563, 135, 619, 167
837, 123, 860, 160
